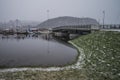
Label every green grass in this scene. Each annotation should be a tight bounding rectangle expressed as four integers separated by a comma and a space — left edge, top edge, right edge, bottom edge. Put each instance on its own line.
71, 31, 120, 80
0, 69, 87, 80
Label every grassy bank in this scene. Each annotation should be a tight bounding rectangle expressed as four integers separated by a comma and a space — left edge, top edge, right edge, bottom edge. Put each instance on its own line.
0, 31, 120, 80
0, 69, 87, 80
71, 31, 120, 80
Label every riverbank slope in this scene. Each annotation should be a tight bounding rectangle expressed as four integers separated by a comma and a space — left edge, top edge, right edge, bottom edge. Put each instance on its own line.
71, 31, 120, 80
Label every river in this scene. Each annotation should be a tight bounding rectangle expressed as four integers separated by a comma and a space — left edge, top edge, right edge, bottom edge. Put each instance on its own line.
0, 34, 78, 68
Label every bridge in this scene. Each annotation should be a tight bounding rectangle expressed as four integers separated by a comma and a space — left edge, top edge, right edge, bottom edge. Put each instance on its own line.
101, 24, 120, 29
52, 24, 120, 32
100, 24, 120, 32
52, 24, 99, 35
52, 24, 120, 38
52, 24, 99, 39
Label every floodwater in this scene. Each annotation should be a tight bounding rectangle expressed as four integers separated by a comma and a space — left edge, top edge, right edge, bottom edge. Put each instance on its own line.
0, 34, 78, 68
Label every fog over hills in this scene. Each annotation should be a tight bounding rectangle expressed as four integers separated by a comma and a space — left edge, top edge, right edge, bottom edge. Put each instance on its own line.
37, 16, 99, 28
0, 20, 40, 29
0, 16, 99, 29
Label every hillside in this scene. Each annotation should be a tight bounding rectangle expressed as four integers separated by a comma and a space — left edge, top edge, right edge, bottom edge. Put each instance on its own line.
37, 16, 99, 28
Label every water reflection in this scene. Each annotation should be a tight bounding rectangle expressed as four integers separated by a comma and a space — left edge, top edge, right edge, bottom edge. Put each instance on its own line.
0, 34, 78, 68
0, 34, 53, 41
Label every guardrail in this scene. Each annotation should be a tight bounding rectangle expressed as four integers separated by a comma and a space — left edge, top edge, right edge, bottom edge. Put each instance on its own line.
100, 24, 120, 29
53, 25, 92, 31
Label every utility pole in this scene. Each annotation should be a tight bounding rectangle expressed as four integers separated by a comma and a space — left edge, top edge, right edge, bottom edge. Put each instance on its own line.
103, 11, 105, 28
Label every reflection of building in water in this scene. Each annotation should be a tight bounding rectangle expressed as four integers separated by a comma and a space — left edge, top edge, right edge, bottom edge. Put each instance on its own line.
0, 34, 55, 41
40, 34, 53, 41
0, 34, 28, 40
15, 34, 28, 40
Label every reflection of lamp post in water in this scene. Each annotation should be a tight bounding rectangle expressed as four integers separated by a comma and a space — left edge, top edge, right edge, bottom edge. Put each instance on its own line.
47, 34, 50, 54
47, 10, 50, 54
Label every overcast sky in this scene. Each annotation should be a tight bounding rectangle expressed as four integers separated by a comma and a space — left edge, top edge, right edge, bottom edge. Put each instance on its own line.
0, 0, 120, 24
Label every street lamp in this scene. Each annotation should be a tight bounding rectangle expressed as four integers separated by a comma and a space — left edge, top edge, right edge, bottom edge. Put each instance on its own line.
47, 10, 50, 20
103, 11, 105, 28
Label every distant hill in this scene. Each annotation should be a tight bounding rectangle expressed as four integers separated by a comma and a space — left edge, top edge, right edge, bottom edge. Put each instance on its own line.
37, 16, 99, 29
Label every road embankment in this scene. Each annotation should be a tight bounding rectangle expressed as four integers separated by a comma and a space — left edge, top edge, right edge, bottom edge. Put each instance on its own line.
71, 31, 120, 80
